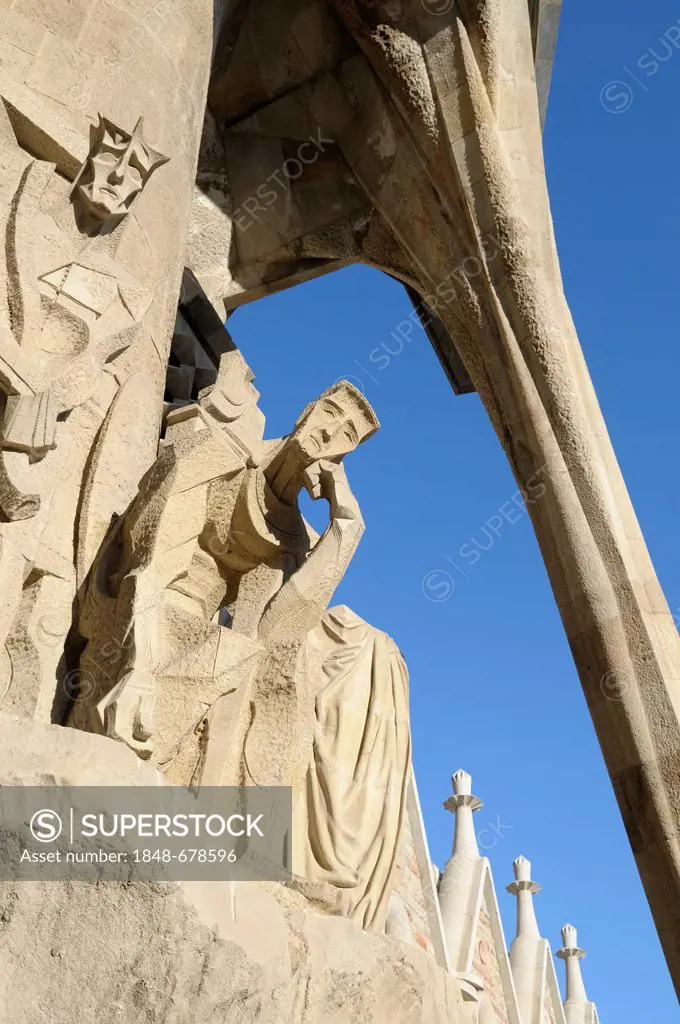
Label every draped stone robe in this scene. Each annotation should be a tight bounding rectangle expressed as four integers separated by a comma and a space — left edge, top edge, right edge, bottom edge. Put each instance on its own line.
293, 605, 411, 933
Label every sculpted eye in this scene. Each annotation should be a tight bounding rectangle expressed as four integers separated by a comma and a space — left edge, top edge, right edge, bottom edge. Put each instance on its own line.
323, 403, 340, 419
126, 167, 142, 188
128, 155, 145, 185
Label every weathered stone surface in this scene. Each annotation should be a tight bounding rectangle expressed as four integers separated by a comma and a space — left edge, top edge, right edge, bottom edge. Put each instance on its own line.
0, 713, 464, 1024
0, 876, 467, 1024
0, 0, 214, 727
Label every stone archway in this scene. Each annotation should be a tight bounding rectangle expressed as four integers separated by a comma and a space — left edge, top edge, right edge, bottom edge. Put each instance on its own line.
186, 0, 680, 994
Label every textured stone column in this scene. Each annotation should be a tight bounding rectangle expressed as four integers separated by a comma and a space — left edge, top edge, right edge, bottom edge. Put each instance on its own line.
439, 768, 484, 976
556, 924, 600, 1024
506, 856, 548, 1024
438, 770, 522, 1019
0, 0, 216, 720
324, 0, 680, 992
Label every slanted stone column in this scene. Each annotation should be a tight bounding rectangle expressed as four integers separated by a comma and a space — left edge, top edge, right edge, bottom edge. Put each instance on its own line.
557, 924, 600, 1024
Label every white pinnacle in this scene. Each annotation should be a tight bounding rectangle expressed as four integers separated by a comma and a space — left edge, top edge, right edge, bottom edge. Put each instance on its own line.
557, 922, 589, 1009
506, 856, 542, 940
444, 769, 483, 859
438, 769, 485, 974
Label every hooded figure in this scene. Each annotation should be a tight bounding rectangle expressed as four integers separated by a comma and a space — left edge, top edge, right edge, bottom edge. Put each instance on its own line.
293, 605, 411, 932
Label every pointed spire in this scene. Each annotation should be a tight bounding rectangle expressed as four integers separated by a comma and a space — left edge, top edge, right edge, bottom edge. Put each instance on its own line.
507, 856, 548, 1024
438, 770, 485, 975
506, 856, 542, 940
557, 924, 594, 1022
444, 769, 483, 860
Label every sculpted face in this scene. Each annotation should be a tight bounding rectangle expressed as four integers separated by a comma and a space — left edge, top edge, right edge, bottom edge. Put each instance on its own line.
75, 115, 169, 225
290, 382, 379, 467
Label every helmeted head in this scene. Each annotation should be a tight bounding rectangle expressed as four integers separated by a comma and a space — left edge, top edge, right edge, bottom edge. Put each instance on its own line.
288, 381, 379, 467
74, 115, 169, 225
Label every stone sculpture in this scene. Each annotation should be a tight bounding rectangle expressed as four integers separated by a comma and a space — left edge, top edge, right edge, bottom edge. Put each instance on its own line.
0, 0, 212, 734
73, 115, 169, 232
71, 372, 379, 762
0, 0, 675, 1014
0, 97, 181, 723
70, 348, 266, 761
292, 605, 411, 931
70, 359, 411, 934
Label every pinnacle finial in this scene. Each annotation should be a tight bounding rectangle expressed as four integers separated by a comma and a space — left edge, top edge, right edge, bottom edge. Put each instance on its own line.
443, 769, 483, 858
507, 855, 541, 894
444, 769, 483, 815
452, 769, 472, 796
557, 922, 589, 1008
514, 855, 532, 882
557, 922, 586, 962
506, 855, 542, 939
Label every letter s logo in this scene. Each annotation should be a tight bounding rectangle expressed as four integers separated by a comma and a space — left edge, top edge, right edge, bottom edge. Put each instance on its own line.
30, 809, 63, 843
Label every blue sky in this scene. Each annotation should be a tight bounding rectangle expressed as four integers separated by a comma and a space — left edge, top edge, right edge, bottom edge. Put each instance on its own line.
228, 2, 680, 1019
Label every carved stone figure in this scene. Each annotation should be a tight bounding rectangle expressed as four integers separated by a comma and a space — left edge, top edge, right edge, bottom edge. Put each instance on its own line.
0, 391, 57, 520
71, 353, 414, 935
0, 101, 175, 722
292, 605, 411, 932
73, 115, 169, 233
70, 371, 379, 762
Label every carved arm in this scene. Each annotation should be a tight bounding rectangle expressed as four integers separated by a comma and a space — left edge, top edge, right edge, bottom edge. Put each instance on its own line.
257, 461, 365, 642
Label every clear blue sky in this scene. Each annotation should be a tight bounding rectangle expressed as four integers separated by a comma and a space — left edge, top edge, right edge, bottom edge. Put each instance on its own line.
228, 2, 680, 1019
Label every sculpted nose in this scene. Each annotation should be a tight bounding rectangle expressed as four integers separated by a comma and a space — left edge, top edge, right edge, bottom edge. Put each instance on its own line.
107, 166, 124, 185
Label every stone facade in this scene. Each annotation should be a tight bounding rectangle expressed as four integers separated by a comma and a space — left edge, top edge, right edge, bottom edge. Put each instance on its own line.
0, 0, 676, 1018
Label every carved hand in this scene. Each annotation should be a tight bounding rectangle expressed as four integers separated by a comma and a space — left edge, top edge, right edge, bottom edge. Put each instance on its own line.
304, 459, 359, 521
303, 458, 340, 499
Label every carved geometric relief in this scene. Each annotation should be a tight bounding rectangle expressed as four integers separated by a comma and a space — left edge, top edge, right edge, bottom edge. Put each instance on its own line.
72, 114, 169, 232
39, 265, 119, 319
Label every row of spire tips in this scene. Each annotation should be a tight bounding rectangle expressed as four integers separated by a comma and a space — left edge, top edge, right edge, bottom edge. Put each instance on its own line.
441, 768, 596, 1011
